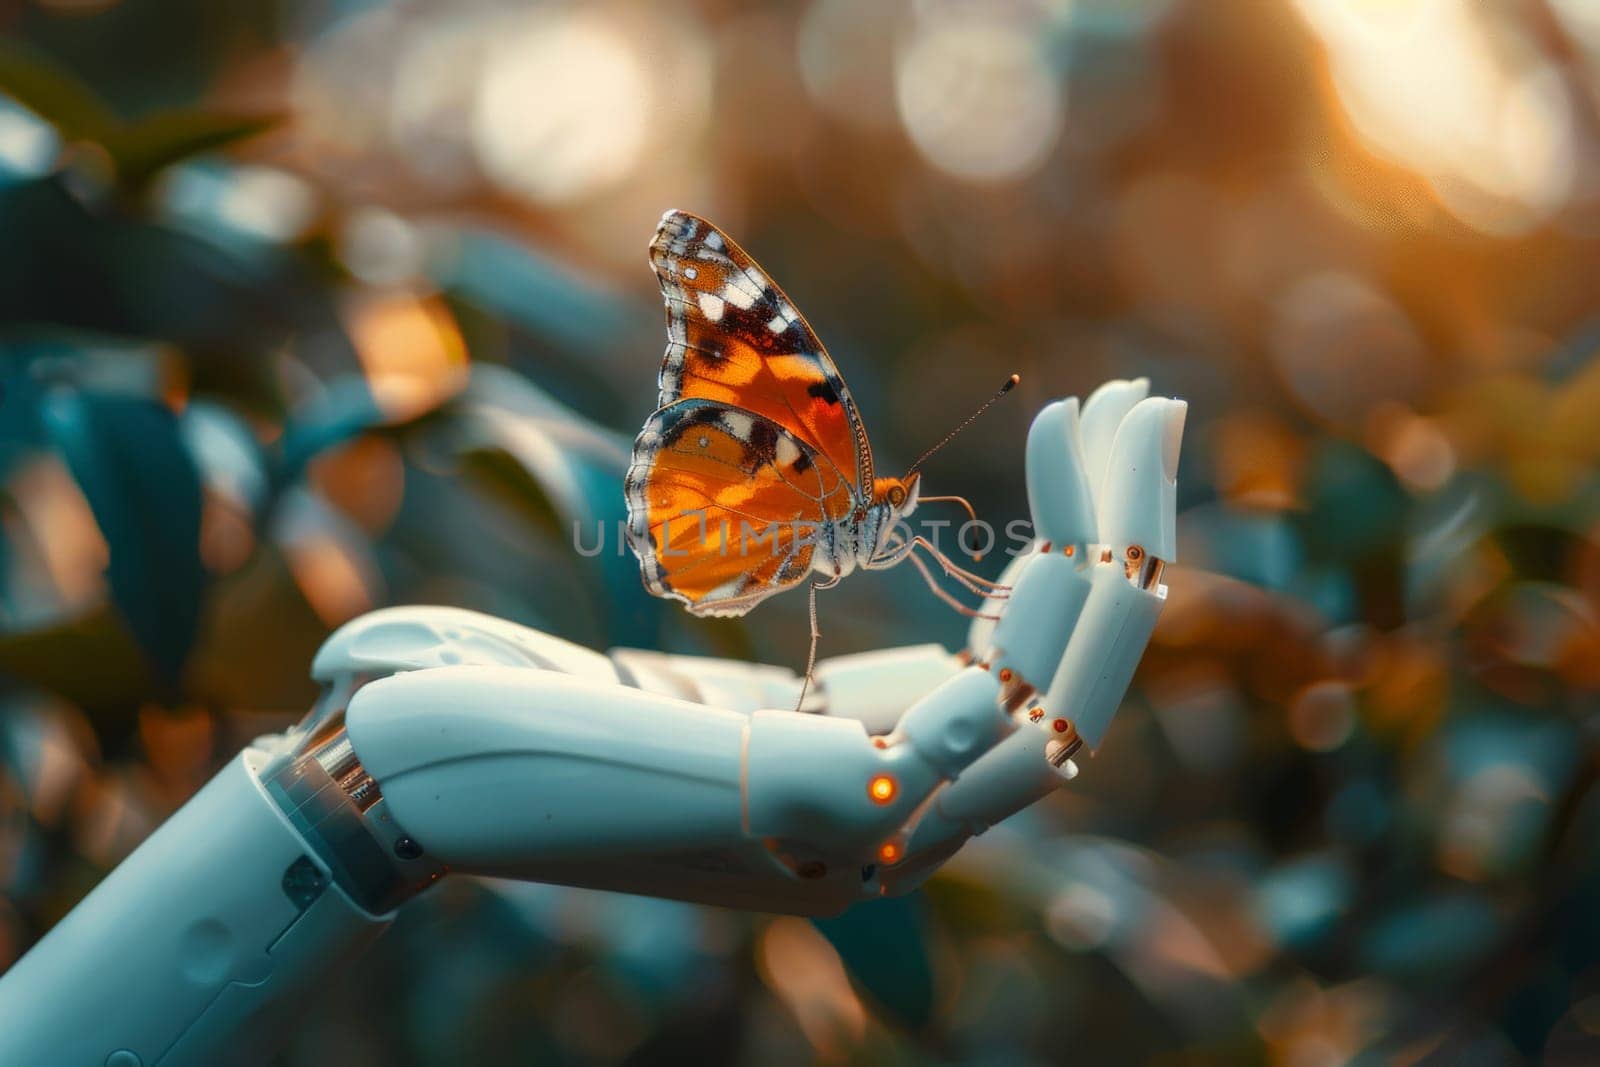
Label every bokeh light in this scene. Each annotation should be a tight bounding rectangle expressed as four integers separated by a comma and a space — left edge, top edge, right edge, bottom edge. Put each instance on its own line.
1295, 0, 1579, 234
895, 13, 1064, 183
473, 12, 655, 206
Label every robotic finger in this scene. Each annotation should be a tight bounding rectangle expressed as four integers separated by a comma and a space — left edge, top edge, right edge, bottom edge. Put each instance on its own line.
874, 392, 1186, 888
978, 395, 1100, 712
1040, 395, 1184, 753
880, 725, 1065, 896
1079, 376, 1152, 503
973, 388, 1185, 742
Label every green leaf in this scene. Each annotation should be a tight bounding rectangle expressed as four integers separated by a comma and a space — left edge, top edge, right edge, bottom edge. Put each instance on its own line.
104, 109, 281, 189
813, 895, 936, 1033
0, 42, 277, 190
41, 390, 204, 690
0, 602, 154, 717
0, 41, 117, 143
278, 378, 391, 482
457, 444, 566, 538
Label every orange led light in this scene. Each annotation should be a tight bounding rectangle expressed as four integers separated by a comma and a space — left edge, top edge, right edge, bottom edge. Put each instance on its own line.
868, 775, 897, 804
879, 842, 900, 863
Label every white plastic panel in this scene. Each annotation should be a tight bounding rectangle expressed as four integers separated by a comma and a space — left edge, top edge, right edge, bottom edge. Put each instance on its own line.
1097, 397, 1186, 563
980, 551, 1093, 694
814, 644, 962, 733
313, 605, 618, 683
347, 667, 751, 867
1078, 377, 1150, 504
1043, 564, 1165, 748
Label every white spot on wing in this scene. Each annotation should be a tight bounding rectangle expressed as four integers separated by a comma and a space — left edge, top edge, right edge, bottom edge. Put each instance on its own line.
721, 412, 754, 439
684, 266, 697, 280
776, 436, 801, 466
697, 291, 725, 321
705, 576, 744, 601
705, 231, 724, 251
723, 282, 755, 310
767, 315, 786, 333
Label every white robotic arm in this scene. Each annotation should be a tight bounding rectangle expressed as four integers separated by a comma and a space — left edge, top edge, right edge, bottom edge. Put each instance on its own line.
0, 382, 1185, 1066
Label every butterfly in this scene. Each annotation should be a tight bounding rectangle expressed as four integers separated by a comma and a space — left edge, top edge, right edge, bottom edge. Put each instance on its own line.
624, 210, 1012, 673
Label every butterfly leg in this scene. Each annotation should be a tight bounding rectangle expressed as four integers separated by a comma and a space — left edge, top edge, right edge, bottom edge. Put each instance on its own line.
796, 574, 842, 710
799, 583, 820, 709
906, 549, 1001, 621
910, 537, 1011, 599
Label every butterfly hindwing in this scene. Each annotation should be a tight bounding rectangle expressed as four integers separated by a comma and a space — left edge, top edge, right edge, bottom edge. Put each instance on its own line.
625, 398, 849, 617
649, 210, 875, 495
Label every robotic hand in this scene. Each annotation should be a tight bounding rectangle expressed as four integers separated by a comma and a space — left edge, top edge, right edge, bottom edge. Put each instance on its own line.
0, 381, 1185, 1067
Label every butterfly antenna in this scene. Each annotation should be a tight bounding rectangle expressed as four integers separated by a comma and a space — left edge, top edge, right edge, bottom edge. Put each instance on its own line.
906, 373, 1020, 475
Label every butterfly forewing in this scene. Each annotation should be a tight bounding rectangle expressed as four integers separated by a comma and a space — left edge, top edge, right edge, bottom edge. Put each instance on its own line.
649, 210, 875, 494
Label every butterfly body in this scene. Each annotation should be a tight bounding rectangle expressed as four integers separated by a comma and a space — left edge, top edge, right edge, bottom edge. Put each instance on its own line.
625, 210, 924, 618
813, 478, 920, 582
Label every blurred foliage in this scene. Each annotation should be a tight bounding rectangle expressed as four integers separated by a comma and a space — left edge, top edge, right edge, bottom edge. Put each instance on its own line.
0, 40, 279, 189
1, 0, 1600, 1065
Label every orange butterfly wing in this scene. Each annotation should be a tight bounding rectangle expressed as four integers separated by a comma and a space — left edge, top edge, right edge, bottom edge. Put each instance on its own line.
624, 398, 847, 616
648, 209, 875, 504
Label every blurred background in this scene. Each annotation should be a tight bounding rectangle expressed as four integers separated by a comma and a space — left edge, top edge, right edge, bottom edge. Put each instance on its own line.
1, 0, 1599, 1062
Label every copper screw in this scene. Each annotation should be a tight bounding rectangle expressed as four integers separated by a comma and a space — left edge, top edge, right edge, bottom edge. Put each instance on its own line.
1126, 544, 1144, 562
1051, 718, 1083, 746
999, 668, 1013, 683
1028, 707, 1045, 723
